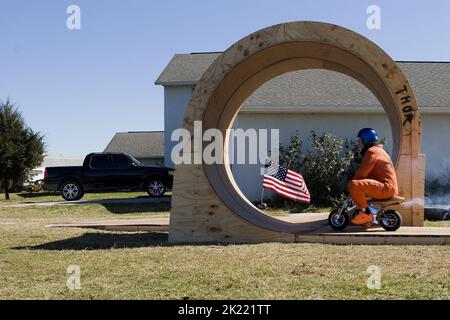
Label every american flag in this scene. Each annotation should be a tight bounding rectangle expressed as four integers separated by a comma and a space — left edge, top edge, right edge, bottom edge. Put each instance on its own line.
262, 161, 310, 204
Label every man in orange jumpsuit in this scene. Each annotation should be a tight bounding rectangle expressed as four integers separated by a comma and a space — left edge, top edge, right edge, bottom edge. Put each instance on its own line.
348, 128, 398, 225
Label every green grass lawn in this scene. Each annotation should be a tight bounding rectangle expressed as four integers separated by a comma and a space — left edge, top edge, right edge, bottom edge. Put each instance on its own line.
0, 192, 449, 299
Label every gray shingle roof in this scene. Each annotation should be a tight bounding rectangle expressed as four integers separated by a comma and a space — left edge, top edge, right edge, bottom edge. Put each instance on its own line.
155, 53, 222, 86
155, 53, 450, 108
243, 69, 377, 107
104, 131, 164, 159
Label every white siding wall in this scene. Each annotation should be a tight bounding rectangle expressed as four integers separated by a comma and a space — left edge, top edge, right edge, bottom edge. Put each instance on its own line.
232, 112, 450, 201
163, 86, 450, 202
422, 113, 450, 179
164, 86, 194, 167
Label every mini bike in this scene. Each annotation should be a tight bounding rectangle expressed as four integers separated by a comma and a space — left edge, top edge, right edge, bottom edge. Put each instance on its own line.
328, 195, 405, 231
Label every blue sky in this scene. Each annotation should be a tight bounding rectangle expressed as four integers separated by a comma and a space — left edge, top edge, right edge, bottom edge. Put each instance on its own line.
1, 0, 449, 155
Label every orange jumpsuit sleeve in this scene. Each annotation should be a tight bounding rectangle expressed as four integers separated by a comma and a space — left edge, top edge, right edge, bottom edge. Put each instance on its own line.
354, 149, 378, 180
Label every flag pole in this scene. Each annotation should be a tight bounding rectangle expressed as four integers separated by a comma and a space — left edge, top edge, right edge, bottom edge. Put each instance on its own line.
257, 154, 271, 210
258, 187, 267, 209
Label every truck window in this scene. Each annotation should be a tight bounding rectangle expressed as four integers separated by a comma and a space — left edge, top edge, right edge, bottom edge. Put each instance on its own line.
111, 154, 131, 169
90, 155, 112, 169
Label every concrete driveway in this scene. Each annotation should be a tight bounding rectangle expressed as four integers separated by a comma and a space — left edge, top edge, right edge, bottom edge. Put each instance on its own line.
3, 196, 171, 208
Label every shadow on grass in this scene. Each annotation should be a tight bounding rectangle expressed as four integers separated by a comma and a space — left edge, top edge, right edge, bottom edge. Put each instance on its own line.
101, 201, 171, 214
16, 192, 59, 199
13, 231, 244, 250
13, 217, 342, 251
14, 232, 171, 250
12, 217, 374, 251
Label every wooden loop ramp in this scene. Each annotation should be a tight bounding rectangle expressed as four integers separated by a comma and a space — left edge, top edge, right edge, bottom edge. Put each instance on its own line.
170, 21, 426, 244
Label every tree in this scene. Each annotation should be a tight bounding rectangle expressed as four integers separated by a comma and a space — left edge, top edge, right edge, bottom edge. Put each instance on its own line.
0, 99, 45, 200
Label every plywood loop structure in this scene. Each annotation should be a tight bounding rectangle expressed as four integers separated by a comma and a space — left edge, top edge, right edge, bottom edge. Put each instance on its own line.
169, 21, 425, 243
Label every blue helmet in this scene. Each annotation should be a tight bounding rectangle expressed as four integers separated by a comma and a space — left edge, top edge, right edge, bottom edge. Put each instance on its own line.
357, 128, 378, 146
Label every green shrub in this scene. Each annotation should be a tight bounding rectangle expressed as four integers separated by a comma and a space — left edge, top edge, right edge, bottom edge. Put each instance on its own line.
278, 131, 359, 208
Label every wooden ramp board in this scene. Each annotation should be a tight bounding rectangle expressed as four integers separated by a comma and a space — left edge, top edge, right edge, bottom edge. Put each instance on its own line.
296, 231, 450, 245
283, 213, 450, 245
47, 214, 450, 245
47, 218, 170, 232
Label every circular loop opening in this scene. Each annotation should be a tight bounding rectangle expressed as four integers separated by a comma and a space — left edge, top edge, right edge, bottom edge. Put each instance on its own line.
190, 22, 420, 233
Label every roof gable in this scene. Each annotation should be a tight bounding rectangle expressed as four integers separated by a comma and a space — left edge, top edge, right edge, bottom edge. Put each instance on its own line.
155, 53, 450, 107
104, 131, 164, 159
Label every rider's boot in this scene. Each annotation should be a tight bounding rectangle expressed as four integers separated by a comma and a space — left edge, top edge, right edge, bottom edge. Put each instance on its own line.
351, 209, 373, 225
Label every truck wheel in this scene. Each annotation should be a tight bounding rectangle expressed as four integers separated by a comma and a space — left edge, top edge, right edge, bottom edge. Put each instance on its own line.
60, 181, 84, 201
146, 179, 166, 197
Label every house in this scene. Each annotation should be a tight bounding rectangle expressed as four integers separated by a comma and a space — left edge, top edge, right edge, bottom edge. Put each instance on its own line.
104, 131, 165, 166
156, 53, 450, 201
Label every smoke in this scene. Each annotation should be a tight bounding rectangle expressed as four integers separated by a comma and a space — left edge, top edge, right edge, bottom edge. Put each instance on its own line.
402, 198, 424, 208
399, 196, 450, 208
425, 158, 450, 205
425, 194, 450, 205
402, 196, 450, 207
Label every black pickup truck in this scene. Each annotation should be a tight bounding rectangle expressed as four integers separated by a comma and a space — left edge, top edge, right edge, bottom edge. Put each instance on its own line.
44, 153, 174, 201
